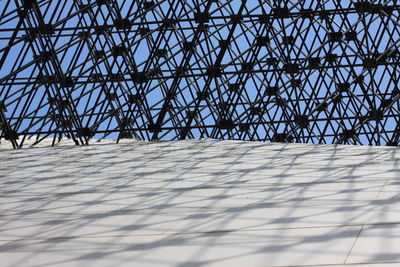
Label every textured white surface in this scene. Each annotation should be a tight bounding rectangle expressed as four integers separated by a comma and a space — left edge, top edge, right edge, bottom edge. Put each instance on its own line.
1, 139, 400, 267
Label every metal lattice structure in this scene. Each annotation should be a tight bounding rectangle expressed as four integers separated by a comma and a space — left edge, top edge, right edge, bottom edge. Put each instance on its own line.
1, 0, 400, 148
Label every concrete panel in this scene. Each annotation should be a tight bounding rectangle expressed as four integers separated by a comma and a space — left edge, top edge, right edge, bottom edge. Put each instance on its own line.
1, 140, 400, 266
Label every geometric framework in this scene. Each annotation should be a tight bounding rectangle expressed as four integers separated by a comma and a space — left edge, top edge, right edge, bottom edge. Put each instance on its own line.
1, 0, 400, 148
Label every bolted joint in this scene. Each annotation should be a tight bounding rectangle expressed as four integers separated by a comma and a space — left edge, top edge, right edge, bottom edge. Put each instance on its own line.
217, 118, 234, 130
295, 115, 309, 128
206, 66, 222, 78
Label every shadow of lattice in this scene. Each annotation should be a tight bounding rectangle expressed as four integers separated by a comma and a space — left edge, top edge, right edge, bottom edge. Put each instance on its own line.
1, 139, 400, 266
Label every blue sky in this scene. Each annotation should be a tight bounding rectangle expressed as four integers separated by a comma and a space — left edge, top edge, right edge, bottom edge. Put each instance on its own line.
0, 1, 399, 145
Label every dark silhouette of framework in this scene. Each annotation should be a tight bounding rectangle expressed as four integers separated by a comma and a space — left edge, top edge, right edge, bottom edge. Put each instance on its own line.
1, 0, 400, 148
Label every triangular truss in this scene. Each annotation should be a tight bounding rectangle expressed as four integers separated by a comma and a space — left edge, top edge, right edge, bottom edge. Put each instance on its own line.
1, 0, 400, 148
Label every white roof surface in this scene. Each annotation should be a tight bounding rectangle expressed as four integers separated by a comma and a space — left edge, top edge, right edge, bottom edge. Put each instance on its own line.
1, 139, 400, 266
